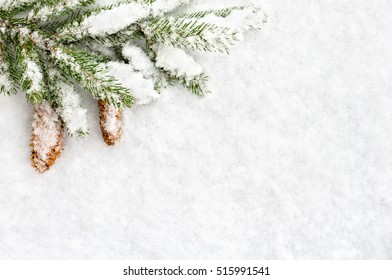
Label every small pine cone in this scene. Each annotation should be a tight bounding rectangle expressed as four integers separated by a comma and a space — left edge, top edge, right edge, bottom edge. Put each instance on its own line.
30, 104, 65, 173
98, 100, 123, 146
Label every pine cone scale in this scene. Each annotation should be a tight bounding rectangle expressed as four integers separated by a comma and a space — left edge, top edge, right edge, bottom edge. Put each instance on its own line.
30, 104, 64, 173
98, 101, 123, 146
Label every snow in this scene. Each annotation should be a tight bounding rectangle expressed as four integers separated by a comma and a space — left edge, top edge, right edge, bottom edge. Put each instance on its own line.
0, 0, 34, 10
1, 0, 392, 259
122, 44, 159, 80
28, 0, 82, 21
201, 6, 267, 31
0, 65, 12, 94
142, 16, 242, 53
81, 2, 150, 36
105, 61, 159, 105
93, 0, 191, 16
155, 44, 203, 79
150, 0, 191, 17
24, 58, 43, 98
55, 80, 89, 138
0, 72, 11, 90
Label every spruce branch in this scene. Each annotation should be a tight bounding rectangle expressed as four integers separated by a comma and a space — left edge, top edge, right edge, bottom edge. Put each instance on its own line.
27, 0, 96, 23
0, 31, 25, 93
51, 45, 134, 108
48, 69, 89, 139
0, 0, 267, 172
142, 17, 240, 53
20, 41, 47, 104
177, 6, 248, 19
0, 37, 13, 95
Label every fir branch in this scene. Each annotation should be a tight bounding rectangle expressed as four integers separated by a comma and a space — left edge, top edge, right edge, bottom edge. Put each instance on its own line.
0, 0, 38, 18
0, 32, 25, 93
0, 0, 267, 171
76, 26, 143, 46
56, 0, 190, 44
56, 0, 151, 42
177, 6, 247, 19
28, 0, 96, 23
142, 17, 240, 53
176, 73, 209, 96
36, 8, 86, 34
0, 44, 13, 95
48, 70, 89, 138
51, 45, 134, 108
20, 42, 46, 104
122, 43, 166, 91
177, 5, 268, 32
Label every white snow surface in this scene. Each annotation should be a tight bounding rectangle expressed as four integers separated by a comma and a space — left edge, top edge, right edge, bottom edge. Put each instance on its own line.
1, 0, 392, 259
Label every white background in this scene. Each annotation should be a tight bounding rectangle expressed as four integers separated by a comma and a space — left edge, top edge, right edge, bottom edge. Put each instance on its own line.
0, 0, 391, 259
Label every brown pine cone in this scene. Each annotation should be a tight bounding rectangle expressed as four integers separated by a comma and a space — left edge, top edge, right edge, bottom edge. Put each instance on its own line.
98, 100, 123, 146
30, 104, 65, 173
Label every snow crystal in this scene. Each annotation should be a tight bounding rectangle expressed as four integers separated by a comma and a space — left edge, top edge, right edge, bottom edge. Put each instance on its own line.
150, 0, 191, 17
200, 6, 267, 31
28, 0, 82, 21
105, 61, 159, 105
18, 27, 30, 36
122, 44, 159, 79
56, 81, 88, 137
93, 0, 190, 16
0, 0, 35, 10
88, 43, 116, 58
92, 0, 123, 7
24, 58, 43, 96
0, 72, 11, 87
81, 3, 150, 36
155, 44, 203, 79
0, 63, 12, 94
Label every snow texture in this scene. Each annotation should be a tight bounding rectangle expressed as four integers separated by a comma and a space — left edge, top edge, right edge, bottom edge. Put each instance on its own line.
155, 44, 203, 79
122, 44, 159, 80
0, 65, 12, 93
1, 0, 392, 259
0, 0, 33, 10
81, 2, 150, 36
24, 58, 43, 96
201, 6, 267, 31
55, 81, 88, 137
150, 0, 191, 17
85, 0, 190, 36
105, 61, 159, 105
